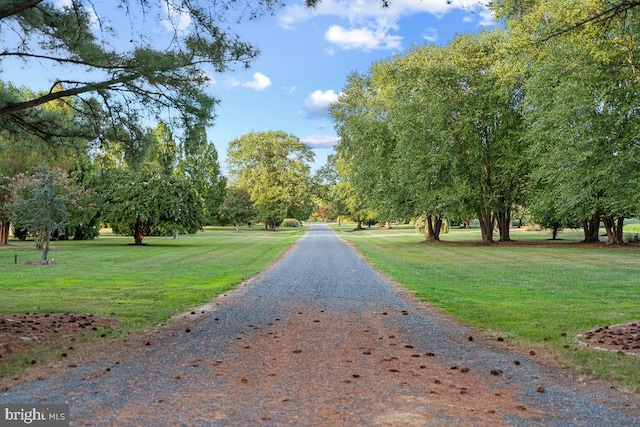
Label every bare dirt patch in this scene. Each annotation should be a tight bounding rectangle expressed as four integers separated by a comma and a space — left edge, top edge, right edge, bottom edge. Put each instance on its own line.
575, 321, 640, 357
0, 313, 120, 361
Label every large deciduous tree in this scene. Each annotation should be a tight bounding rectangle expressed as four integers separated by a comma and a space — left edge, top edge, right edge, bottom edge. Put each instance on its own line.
0, 83, 94, 245
218, 186, 255, 232
97, 168, 204, 245
523, 38, 640, 244
330, 70, 398, 225
178, 141, 227, 226
226, 131, 315, 231
331, 30, 527, 243
493, 0, 640, 243
0, 0, 282, 143
442, 31, 527, 243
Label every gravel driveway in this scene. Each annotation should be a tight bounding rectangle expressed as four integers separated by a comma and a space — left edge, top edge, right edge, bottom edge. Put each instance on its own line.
1, 223, 639, 426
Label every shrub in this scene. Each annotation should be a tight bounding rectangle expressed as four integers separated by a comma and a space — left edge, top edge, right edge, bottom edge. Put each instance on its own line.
281, 218, 301, 227
623, 223, 640, 233
625, 233, 640, 244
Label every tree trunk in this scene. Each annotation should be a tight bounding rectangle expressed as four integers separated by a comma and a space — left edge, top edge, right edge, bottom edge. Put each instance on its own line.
603, 216, 616, 244
131, 219, 146, 245
496, 208, 511, 242
41, 229, 52, 261
133, 231, 144, 245
355, 217, 363, 230
582, 213, 600, 243
616, 216, 624, 244
551, 223, 560, 240
462, 218, 471, 229
425, 215, 442, 241
0, 221, 9, 246
477, 210, 494, 243
603, 215, 625, 245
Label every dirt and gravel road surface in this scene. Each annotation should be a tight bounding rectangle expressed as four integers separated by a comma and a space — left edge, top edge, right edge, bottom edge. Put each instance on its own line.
1, 223, 639, 426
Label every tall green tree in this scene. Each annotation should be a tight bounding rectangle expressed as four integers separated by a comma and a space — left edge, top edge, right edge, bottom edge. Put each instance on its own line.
330, 69, 399, 225
441, 31, 527, 243
218, 186, 255, 232
227, 131, 315, 231
0, 83, 93, 245
151, 123, 179, 176
331, 30, 527, 243
385, 44, 462, 240
178, 142, 227, 225
0, 1, 283, 143
523, 39, 640, 244
494, 0, 640, 243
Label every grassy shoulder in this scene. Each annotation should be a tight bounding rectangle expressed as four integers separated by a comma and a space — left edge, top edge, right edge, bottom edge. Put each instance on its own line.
331, 223, 640, 392
0, 225, 306, 379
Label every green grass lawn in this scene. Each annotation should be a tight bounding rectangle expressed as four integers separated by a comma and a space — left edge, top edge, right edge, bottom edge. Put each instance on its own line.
331, 223, 640, 392
0, 225, 306, 379
0, 226, 305, 330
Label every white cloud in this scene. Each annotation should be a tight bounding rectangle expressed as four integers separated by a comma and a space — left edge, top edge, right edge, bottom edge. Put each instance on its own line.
304, 89, 341, 118
325, 24, 402, 51
161, 2, 193, 34
279, 0, 490, 28
242, 72, 272, 91
422, 27, 438, 43
478, 8, 495, 27
300, 134, 339, 148
56, 0, 99, 29
278, 0, 492, 52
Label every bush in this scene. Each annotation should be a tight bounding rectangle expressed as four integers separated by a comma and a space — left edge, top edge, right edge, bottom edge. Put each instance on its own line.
623, 223, 640, 233
625, 233, 640, 243
281, 218, 301, 227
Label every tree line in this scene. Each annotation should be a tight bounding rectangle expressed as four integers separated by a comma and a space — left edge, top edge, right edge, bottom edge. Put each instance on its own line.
2, 1, 639, 250
0, 1, 317, 254
327, 1, 640, 244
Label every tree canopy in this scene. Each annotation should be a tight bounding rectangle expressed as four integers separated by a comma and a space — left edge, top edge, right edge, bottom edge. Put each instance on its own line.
227, 131, 315, 231
0, 0, 283, 143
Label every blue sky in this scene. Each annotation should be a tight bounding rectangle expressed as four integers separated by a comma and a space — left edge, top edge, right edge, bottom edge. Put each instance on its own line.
209, 0, 494, 172
3, 0, 494, 173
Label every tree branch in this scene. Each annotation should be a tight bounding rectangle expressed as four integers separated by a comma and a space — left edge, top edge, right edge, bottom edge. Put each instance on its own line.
0, 51, 129, 70
0, 74, 138, 116
0, 0, 44, 20
537, 1, 640, 42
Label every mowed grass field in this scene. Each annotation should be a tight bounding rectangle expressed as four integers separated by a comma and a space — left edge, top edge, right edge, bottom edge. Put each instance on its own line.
0, 226, 306, 330
331, 223, 640, 392
2, 223, 640, 391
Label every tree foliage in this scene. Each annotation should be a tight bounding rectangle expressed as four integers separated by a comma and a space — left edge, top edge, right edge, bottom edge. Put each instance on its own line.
97, 168, 204, 245
331, 30, 527, 242
9, 164, 94, 259
178, 141, 227, 225
0, 0, 283, 143
227, 131, 315, 231
218, 186, 255, 231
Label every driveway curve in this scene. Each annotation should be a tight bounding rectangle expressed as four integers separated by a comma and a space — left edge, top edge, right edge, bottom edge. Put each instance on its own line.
1, 223, 639, 426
